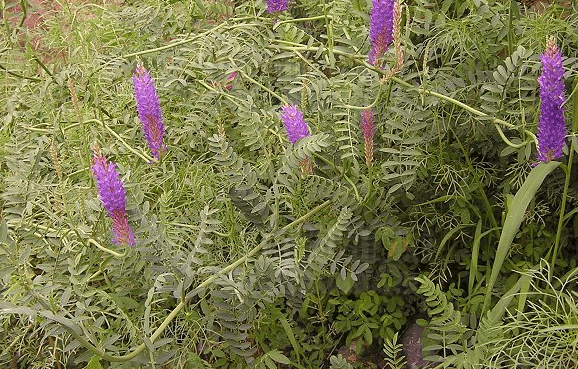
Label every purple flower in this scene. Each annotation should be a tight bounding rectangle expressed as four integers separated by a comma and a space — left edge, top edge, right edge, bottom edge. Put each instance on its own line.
92, 151, 135, 246
368, 0, 395, 66
266, 0, 288, 13
280, 105, 310, 144
361, 109, 374, 167
133, 64, 166, 160
224, 71, 237, 91
536, 37, 566, 163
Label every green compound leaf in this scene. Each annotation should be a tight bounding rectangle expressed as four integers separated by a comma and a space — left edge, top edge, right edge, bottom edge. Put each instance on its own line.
82, 356, 103, 369
482, 161, 560, 313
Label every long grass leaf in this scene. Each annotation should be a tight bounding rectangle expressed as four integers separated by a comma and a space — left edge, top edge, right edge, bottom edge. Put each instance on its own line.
482, 161, 560, 313
468, 220, 482, 295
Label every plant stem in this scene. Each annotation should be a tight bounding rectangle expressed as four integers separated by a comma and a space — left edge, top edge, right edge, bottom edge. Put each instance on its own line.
87, 238, 127, 258
313, 153, 361, 202
269, 43, 538, 147
273, 15, 333, 29
85, 119, 155, 163
550, 80, 578, 266
39, 200, 332, 362
238, 70, 288, 104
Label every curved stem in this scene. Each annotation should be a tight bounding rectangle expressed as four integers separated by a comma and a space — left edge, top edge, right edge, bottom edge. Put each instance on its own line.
0, 62, 42, 82
268, 43, 538, 147
84, 119, 155, 163
40, 200, 332, 362
87, 238, 127, 258
340, 85, 383, 110
273, 15, 334, 30
494, 124, 527, 148
313, 153, 361, 202
238, 70, 288, 105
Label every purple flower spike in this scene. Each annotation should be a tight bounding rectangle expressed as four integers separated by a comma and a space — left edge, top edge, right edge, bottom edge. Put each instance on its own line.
266, 0, 288, 13
368, 0, 395, 66
280, 105, 310, 144
361, 109, 374, 167
92, 151, 135, 246
536, 37, 566, 163
133, 64, 166, 160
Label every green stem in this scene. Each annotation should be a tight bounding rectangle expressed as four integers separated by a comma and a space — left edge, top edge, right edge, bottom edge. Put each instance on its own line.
0, 62, 42, 82
450, 127, 498, 231
322, 0, 333, 55
273, 15, 333, 29
268, 44, 537, 147
238, 70, 287, 104
388, 73, 536, 143
313, 153, 361, 202
33, 56, 53, 79
87, 238, 127, 258
340, 85, 382, 110
550, 80, 578, 266
550, 155, 572, 268
40, 200, 332, 362
85, 119, 155, 163
363, 165, 374, 204
121, 20, 252, 59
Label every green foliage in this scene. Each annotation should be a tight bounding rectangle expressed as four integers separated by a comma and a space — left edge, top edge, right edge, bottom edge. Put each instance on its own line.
416, 275, 471, 364
485, 262, 578, 368
329, 354, 354, 369
0, 0, 577, 368
381, 332, 406, 369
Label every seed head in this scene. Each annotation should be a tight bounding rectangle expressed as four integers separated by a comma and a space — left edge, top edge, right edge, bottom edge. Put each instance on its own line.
361, 109, 374, 167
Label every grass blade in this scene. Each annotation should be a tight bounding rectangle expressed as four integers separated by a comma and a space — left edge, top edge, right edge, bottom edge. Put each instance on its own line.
482, 161, 560, 313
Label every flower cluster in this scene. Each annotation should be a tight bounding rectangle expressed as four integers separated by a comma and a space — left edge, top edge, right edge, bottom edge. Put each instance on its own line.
92, 149, 135, 247
266, 0, 288, 13
536, 37, 566, 163
280, 105, 310, 144
224, 71, 238, 91
361, 109, 374, 167
133, 64, 166, 160
368, 0, 395, 66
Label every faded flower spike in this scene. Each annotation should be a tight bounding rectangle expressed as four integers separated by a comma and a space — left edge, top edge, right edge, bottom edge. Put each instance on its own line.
368, 0, 395, 66
536, 37, 566, 163
361, 109, 374, 167
133, 64, 166, 161
266, 0, 288, 13
92, 149, 135, 247
224, 71, 237, 91
280, 104, 310, 145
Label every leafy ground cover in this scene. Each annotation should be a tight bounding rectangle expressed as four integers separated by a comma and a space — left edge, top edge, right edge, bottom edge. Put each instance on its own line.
0, 0, 577, 368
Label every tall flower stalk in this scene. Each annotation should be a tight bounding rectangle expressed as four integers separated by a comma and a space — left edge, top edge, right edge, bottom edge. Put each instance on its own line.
536, 36, 566, 163
280, 104, 312, 175
280, 104, 310, 144
133, 63, 166, 161
361, 109, 374, 167
368, 0, 395, 66
381, 0, 404, 81
91, 147, 135, 247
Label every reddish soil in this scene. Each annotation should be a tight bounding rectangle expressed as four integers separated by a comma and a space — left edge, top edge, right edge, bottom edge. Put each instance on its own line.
3, 0, 123, 64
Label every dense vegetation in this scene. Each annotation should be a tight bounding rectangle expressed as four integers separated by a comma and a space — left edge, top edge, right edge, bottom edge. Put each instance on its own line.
0, 0, 577, 368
